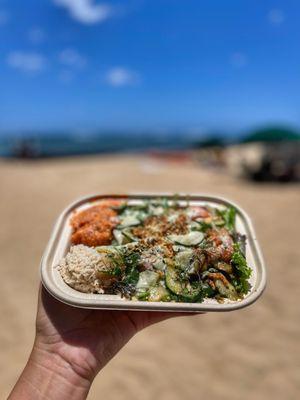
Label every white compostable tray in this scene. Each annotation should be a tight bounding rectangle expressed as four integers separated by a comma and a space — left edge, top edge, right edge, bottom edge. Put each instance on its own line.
41, 194, 266, 312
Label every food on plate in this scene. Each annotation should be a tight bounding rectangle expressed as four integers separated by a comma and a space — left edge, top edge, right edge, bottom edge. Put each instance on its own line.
58, 198, 252, 303
70, 201, 120, 246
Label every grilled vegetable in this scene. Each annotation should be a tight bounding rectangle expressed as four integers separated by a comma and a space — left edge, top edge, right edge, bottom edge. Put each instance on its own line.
214, 279, 239, 300
215, 262, 233, 274
165, 263, 202, 301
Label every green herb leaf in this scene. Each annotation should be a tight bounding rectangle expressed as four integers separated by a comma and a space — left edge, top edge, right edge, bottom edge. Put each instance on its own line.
123, 252, 140, 285
110, 265, 122, 276
217, 206, 236, 232
231, 243, 252, 294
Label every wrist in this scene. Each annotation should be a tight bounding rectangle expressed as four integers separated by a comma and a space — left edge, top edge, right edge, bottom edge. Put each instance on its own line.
9, 343, 92, 400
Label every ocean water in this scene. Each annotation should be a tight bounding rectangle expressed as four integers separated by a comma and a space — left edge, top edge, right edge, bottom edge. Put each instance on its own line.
0, 132, 206, 158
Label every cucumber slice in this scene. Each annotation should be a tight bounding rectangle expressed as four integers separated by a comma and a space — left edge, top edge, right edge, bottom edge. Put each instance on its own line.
148, 285, 170, 302
172, 245, 189, 252
153, 258, 165, 271
168, 231, 204, 246
136, 271, 159, 290
175, 249, 204, 275
119, 215, 140, 227
175, 249, 193, 266
113, 229, 124, 245
165, 264, 201, 301
113, 229, 136, 245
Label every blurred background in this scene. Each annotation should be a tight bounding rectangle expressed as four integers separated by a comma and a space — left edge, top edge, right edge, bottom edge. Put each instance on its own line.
1, 1, 299, 399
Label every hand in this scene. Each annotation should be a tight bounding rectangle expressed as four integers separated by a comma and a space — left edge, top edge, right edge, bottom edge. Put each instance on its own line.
36, 286, 182, 380
9, 286, 191, 400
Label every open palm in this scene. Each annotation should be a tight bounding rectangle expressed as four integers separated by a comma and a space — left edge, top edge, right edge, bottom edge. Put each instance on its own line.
36, 287, 184, 381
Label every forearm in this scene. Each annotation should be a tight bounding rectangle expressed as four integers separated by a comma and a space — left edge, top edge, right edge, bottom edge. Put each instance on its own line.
8, 345, 92, 400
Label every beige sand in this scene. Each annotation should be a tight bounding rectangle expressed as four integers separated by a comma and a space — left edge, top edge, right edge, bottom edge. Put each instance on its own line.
1, 154, 299, 400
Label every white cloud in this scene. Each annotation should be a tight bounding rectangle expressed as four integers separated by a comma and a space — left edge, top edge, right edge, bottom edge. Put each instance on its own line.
6, 51, 46, 73
53, 0, 113, 24
230, 52, 248, 68
0, 9, 9, 26
59, 48, 87, 68
105, 67, 140, 87
28, 27, 45, 44
268, 9, 285, 25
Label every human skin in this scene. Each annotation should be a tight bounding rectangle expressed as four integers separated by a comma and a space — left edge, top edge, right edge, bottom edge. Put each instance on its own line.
8, 287, 191, 399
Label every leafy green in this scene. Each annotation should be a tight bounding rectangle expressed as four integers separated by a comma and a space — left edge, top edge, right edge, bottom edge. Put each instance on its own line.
217, 206, 236, 232
201, 282, 215, 298
108, 250, 140, 297
231, 243, 252, 294
109, 265, 123, 276
102, 249, 124, 276
136, 291, 149, 300
123, 252, 140, 285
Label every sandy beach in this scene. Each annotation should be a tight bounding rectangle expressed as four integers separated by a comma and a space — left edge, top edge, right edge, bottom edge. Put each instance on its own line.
1, 154, 299, 400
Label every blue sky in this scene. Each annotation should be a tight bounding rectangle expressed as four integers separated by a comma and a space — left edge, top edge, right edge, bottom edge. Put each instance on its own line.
0, 0, 299, 136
